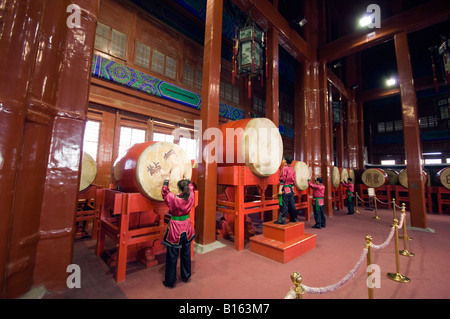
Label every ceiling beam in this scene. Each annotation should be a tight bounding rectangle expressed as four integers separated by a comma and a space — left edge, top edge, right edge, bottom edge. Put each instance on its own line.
231, 0, 313, 61
319, 0, 450, 62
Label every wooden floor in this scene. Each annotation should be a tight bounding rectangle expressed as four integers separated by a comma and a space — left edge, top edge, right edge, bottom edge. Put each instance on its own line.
43, 205, 450, 301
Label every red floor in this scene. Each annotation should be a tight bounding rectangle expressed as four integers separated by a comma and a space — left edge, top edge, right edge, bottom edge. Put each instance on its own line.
43, 206, 450, 300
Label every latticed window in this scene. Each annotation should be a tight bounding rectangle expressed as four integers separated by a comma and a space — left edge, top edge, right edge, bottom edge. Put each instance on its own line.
94, 22, 127, 59
83, 120, 101, 160
135, 41, 150, 69
118, 126, 146, 158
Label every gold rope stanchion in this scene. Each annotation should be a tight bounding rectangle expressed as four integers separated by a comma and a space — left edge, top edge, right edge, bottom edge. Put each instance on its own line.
365, 235, 374, 299
387, 218, 411, 283
398, 203, 412, 241
355, 192, 359, 213
372, 194, 380, 220
392, 198, 396, 220
290, 272, 305, 299
399, 204, 415, 257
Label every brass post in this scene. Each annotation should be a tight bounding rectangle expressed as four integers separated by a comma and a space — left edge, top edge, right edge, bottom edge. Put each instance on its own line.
355, 192, 359, 213
398, 203, 412, 240
373, 195, 380, 220
392, 198, 396, 220
290, 272, 305, 299
365, 235, 374, 299
399, 204, 415, 257
387, 219, 411, 283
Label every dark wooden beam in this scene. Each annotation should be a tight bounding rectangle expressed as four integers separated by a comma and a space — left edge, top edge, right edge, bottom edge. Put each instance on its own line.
319, 0, 450, 62
231, 0, 313, 61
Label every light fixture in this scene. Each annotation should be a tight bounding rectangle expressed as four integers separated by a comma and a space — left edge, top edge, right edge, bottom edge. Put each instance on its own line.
359, 15, 372, 27
297, 18, 308, 27
386, 77, 397, 87
232, 21, 266, 98
351, 84, 359, 90
333, 61, 342, 69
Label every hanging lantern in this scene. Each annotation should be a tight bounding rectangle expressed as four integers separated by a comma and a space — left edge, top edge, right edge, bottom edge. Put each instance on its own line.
232, 22, 265, 98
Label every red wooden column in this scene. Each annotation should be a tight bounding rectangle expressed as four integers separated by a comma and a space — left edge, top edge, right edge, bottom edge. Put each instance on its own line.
34, 0, 99, 291
294, 62, 311, 162
0, 0, 98, 298
266, 26, 279, 127
0, 0, 45, 299
394, 32, 428, 229
318, 61, 333, 217
196, 0, 223, 245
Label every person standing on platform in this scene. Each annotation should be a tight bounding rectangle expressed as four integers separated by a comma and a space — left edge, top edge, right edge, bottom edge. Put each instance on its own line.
342, 178, 355, 215
161, 178, 195, 288
274, 155, 297, 225
308, 177, 326, 229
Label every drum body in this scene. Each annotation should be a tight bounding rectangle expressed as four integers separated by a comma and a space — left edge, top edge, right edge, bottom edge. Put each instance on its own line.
361, 168, 388, 188
113, 141, 192, 201
80, 152, 97, 191
384, 169, 399, 185
292, 161, 311, 191
437, 167, 450, 190
218, 118, 283, 178
398, 169, 427, 189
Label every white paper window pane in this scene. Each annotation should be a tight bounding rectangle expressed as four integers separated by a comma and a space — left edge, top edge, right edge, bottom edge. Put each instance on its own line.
424, 158, 442, 164
381, 160, 396, 165
83, 120, 100, 160
111, 29, 127, 58
183, 64, 194, 87
151, 50, 165, 74
165, 56, 177, 79
118, 126, 146, 157
179, 137, 196, 160
153, 132, 174, 143
94, 23, 109, 52
377, 122, 385, 132
135, 42, 150, 68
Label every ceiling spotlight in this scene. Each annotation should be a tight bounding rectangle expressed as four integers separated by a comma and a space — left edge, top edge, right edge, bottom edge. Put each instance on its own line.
351, 84, 359, 90
359, 15, 372, 27
333, 61, 342, 68
297, 18, 308, 27
386, 77, 397, 87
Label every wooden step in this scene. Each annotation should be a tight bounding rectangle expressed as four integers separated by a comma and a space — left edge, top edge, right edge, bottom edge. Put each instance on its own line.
249, 233, 316, 264
263, 221, 305, 242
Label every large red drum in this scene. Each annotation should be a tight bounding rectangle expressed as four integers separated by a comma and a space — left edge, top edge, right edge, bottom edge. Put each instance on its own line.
113, 141, 192, 201
436, 167, 450, 190
384, 169, 399, 185
218, 118, 283, 178
79, 152, 97, 191
291, 161, 311, 191
398, 168, 428, 188
361, 168, 388, 188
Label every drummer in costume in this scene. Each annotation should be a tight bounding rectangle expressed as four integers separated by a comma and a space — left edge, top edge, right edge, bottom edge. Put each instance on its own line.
161, 178, 195, 288
308, 177, 326, 229
341, 178, 355, 215
274, 155, 297, 225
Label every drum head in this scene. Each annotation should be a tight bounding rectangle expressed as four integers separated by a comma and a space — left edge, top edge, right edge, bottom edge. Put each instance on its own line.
341, 168, 349, 183
80, 152, 97, 191
242, 118, 283, 177
136, 142, 192, 201
349, 169, 356, 184
294, 161, 311, 191
331, 167, 340, 188
362, 168, 387, 188
438, 167, 450, 190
